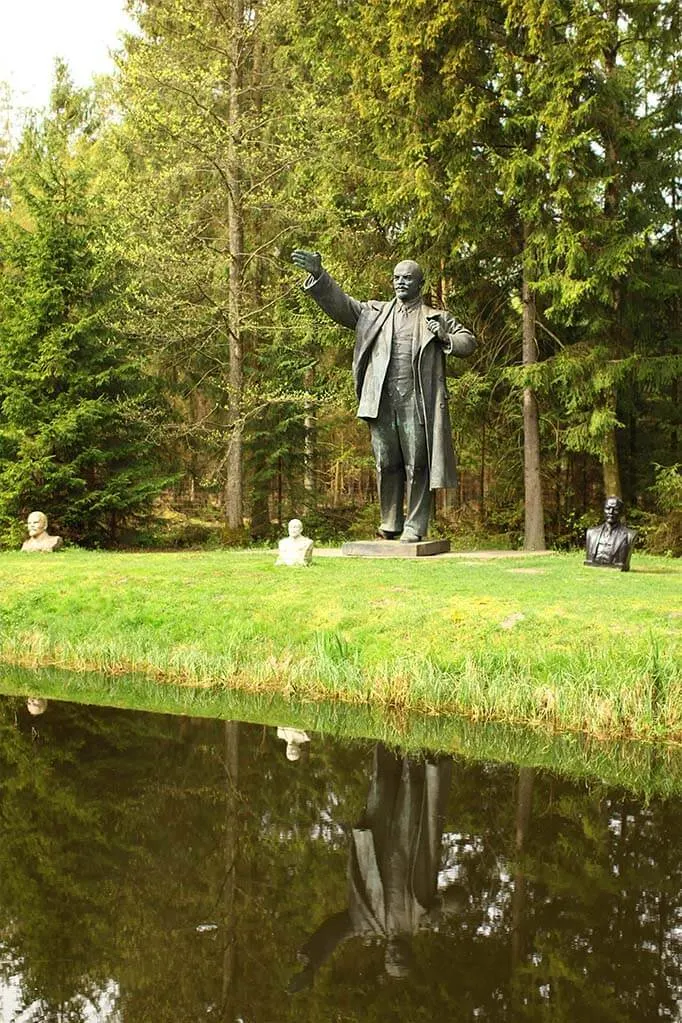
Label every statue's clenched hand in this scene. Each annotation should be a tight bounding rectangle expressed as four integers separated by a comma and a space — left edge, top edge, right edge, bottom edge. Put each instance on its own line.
291, 249, 323, 279
426, 313, 448, 343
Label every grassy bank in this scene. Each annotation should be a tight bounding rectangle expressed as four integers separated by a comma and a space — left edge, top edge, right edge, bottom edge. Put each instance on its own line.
2, 663, 681, 800
0, 548, 678, 742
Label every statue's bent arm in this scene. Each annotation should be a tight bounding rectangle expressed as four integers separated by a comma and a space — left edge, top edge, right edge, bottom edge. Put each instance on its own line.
439, 311, 476, 357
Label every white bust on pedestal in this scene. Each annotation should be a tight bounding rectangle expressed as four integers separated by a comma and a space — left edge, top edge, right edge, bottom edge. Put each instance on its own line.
276, 518, 313, 566
21, 511, 63, 552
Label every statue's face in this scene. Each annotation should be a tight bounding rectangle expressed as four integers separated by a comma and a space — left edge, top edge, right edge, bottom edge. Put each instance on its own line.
392, 261, 423, 303
27, 512, 47, 537
288, 519, 303, 538
604, 498, 622, 526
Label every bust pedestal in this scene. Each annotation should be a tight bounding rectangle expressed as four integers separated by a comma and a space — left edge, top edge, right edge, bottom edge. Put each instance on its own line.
21, 534, 63, 553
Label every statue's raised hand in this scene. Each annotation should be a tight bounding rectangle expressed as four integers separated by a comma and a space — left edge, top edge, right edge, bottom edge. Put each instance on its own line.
291, 249, 323, 279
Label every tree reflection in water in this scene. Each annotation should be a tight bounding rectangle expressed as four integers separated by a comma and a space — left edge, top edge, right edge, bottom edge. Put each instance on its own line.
0, 696, 679, 1022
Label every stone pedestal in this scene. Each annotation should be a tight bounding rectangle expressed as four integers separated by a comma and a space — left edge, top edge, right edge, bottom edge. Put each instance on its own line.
341, 539, 450, 558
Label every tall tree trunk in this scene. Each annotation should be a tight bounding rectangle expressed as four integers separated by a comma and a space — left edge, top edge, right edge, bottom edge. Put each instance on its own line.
522, 256, 546, 550
479, 420, 486, 525
224, 0, 244, 529
510, 767, 534, 971
220, 721, 239, 1018
601, 385, 622, 497
303, 366, 316, 514
600, 17, 624, 500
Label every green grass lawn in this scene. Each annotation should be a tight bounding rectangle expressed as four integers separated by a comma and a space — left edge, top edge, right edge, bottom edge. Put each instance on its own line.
0, 548, 679, 741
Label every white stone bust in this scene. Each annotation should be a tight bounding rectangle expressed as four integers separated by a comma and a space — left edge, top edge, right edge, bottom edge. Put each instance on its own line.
276, 726, 311, 761
276, 518, 313, 566
21, 511, 63, 552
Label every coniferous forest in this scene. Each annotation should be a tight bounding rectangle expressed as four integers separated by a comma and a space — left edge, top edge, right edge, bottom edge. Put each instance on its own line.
0, 0, 679, 552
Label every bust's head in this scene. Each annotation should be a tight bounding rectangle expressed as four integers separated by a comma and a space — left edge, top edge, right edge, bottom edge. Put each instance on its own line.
27, 511, 48, 538
288, 518, 303, 539
392, 260, 424, 303
27, 697, 48, 716
603, 496, 623, 527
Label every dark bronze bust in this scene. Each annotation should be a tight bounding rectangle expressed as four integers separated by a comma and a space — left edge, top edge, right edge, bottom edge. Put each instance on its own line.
584, 496, 637, 572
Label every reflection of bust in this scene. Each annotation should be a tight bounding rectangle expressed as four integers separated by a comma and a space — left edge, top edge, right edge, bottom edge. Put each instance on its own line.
585, 496, 636, 572
276, 726, 311, 761
21, 511, 63, 552
27, 697, 48, 716
276, 519, 313, 566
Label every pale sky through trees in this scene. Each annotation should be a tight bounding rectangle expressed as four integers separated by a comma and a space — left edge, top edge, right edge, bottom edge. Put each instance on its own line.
0, 0, 134, 111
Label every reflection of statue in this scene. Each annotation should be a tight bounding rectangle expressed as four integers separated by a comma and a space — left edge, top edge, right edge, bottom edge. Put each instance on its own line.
291, 250, 476, 542
26, 698, 48, 716
276, 727, 311, 761
21, 511, 63, 552
585, 496, 636, 572
290, 744, 460, 991
276, 519, 313, 566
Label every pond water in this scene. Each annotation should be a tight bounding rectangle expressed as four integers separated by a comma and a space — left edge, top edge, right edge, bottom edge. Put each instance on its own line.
0, 695, 680, 1022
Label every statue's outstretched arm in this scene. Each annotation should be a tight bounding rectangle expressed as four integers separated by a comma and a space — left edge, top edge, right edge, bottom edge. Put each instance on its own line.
291, 249, 362, 330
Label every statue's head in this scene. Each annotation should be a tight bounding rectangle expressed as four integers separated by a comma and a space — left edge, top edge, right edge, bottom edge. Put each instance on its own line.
392, 260, 424, 304
603, 496, 623, 526
288, 518, 303, 539
26, 511, 48, 537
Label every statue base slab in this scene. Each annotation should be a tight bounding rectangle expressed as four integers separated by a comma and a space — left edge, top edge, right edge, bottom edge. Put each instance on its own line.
341, 539, 450, 558
584, 559, 629, 572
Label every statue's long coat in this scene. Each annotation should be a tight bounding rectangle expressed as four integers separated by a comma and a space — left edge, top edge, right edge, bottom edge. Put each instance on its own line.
304, 271, 476, 490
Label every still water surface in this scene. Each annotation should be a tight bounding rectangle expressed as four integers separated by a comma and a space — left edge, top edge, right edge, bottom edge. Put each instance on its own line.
0, 696, 680, 1022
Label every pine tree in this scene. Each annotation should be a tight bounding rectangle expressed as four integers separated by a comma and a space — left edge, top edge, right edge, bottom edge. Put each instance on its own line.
0, 64, 172, 546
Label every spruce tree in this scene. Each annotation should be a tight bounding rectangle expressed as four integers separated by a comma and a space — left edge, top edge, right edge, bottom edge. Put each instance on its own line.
0, 64, 172, 546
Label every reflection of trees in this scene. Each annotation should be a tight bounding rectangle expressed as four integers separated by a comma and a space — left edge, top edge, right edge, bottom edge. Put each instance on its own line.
220, 720, 239, 1019
509, 784, 682, 1022
511, 767, 534, 972
0, 698, 231, 1020
0, 697, 680, 1021
280, 759, 682, 1022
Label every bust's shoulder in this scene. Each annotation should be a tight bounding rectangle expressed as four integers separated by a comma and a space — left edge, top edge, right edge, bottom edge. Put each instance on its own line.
585, 524, 602, 544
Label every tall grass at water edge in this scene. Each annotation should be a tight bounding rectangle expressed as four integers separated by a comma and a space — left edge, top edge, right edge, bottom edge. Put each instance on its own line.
1, 662, 681, 801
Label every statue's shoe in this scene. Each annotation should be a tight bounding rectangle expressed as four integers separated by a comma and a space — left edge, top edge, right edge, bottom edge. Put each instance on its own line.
399, 529, 421, 543
376, 528, 399, 540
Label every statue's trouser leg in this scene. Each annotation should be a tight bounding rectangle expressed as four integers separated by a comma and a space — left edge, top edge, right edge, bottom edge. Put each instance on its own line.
370, 393, 405, 535
403, 464, 432, 539
394, 389, 430, 537
370, 389, 431, 537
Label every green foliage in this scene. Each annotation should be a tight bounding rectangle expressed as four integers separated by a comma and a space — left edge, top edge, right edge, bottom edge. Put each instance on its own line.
641, 463, 682, 556
2, 0, 677, 548
0, 700, 680, 1018
0, 65, 173, 546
